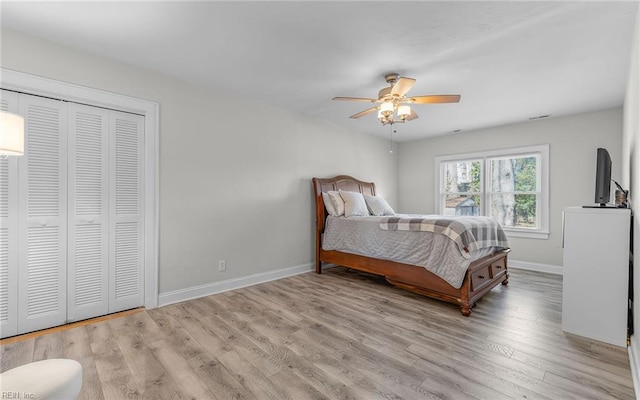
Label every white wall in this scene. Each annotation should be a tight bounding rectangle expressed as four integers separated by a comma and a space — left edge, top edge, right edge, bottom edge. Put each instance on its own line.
0, 28, 399, 294
622, 7, 640, 394
398, 108, 623, 267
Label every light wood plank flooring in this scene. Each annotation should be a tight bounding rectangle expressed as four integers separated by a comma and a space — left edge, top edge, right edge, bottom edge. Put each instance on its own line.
1, 268, 635, 399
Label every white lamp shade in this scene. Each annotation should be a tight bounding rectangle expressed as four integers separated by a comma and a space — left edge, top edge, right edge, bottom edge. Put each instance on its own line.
397, 105, 411, 118
380, 101, 394, 113
0, 111, 25, 156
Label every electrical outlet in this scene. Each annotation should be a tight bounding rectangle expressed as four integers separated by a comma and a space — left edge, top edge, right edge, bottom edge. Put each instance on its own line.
218, 260, 226, 272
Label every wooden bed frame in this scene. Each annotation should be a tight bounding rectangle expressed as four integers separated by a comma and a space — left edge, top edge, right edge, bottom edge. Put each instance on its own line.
312, 175, 510, 316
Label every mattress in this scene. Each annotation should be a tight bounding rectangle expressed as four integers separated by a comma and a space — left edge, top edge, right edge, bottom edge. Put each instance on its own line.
322, 215, 500, 288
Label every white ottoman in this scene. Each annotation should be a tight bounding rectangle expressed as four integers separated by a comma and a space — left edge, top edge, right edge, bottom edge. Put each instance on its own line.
0, 359, 83, 400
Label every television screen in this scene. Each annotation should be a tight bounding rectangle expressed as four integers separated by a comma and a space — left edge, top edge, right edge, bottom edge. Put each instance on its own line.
594, 148, 612, 206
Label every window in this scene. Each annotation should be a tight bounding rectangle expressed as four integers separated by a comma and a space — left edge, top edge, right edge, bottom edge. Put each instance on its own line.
436, 145, 549, 239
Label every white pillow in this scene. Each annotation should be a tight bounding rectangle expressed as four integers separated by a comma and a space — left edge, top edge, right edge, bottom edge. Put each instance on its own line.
339, 190, 370, 217
363, 194, 395, 216
322, 191, 344, 216
322, 192, 338, 216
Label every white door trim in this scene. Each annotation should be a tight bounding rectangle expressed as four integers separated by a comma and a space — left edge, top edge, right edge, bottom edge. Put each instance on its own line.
1, 68, 160, 309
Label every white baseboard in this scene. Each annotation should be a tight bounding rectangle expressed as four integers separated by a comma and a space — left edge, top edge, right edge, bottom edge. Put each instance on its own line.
630, 339, 640, 400
158, 262, 315, 307
509, 259, 563, 275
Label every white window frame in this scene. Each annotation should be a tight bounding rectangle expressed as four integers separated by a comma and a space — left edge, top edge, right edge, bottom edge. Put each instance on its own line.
435, 144, 550, 239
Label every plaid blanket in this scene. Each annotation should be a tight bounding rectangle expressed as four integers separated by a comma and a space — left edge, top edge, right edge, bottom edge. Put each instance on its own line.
379, 215, 510, 258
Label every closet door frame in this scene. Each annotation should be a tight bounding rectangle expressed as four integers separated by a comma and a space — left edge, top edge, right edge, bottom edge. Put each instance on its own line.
1, 68, 159, 310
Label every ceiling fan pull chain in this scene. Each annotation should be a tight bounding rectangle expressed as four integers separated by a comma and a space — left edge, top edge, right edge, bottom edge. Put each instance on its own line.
389, 123, 395, 154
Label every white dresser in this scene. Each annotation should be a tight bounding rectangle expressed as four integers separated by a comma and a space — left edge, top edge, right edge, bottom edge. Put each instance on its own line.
562, 207, 631, 347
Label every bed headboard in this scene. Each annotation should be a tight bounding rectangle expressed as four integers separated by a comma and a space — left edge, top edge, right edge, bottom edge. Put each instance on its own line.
311, 175, 376, 233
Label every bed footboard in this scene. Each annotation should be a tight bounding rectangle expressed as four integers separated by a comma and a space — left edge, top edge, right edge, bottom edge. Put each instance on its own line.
317, 247, 509, 316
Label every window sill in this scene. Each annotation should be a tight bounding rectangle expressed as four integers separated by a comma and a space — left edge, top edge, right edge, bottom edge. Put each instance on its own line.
503, 229, 549, 240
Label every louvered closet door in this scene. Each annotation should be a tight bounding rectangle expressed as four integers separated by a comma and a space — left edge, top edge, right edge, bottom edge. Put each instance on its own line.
17, 94, 68, 334
0, 90, 20, 338
109, 111, 144, 312
67, 103, 109, 322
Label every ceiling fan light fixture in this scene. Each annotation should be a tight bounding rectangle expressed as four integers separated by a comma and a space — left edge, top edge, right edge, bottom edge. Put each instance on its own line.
333, 72, 460, 128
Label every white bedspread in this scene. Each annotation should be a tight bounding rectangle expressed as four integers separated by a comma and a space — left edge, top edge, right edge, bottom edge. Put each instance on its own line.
322, 215, 505, 289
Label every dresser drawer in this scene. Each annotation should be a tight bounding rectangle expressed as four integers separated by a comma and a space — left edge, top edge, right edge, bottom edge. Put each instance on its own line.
470, 265, 492, 292
491, 257, 507, 278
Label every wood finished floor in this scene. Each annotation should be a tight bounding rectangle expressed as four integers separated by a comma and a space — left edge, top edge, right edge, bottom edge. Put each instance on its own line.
1, 268, 635, 400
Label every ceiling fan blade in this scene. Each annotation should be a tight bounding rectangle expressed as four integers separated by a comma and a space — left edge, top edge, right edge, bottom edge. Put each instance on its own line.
407, 109, 419, 121
332, 96, 377, 102
391, 77, 416, 97
409, 95, 461, 104
350, 106, 378, 119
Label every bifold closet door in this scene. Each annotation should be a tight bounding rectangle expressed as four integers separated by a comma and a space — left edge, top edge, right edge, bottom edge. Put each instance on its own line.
67, 103, 109, 322
17, 94, 68, 335
0, 91, 144, 339
0, 90, 20, 337
109, 110, 144, 313
68, 107, 145, 320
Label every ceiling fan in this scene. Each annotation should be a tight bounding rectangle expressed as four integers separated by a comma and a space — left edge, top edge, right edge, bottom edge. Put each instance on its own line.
333, 72, 461, 126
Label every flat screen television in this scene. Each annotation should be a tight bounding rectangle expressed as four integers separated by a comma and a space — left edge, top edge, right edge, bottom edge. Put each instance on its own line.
594, 147, 612, 206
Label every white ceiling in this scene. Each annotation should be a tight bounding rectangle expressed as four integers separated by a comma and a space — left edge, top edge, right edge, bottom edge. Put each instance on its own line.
1, 1, 638, 142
